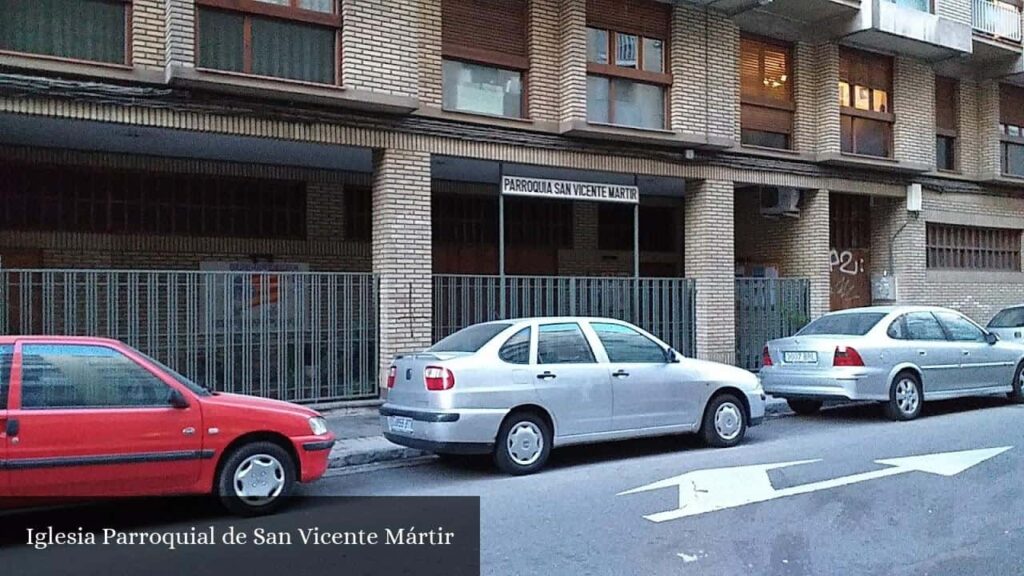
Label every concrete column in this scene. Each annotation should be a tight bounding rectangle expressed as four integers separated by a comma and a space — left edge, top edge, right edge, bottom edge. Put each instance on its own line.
869, 196, 926, 305
373, 148, 433, 388
670, 6, 738, 145
685, 179, 735, 365
785, 189, 831, 320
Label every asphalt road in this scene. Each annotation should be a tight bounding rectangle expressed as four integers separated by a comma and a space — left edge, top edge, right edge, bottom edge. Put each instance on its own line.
324, 397, 1024, 576
5, 398, 1024, 576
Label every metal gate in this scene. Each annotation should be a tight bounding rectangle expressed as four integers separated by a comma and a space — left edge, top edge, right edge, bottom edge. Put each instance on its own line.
433, 275, 697, 357
0, 269, 378, 403
735, 277, 810, 371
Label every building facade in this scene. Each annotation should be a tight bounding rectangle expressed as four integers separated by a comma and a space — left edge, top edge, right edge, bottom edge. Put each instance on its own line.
1, 0, 1023, 400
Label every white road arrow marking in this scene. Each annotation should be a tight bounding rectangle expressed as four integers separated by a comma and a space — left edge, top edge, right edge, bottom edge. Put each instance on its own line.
619, 446, 1012, 523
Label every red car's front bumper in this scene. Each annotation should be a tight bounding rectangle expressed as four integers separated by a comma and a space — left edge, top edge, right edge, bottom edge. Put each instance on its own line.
291, 434, 335, 483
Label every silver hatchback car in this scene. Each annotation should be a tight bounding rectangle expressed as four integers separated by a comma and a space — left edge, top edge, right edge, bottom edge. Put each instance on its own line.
381, 317, 766, 474
761, 305, 1024, 420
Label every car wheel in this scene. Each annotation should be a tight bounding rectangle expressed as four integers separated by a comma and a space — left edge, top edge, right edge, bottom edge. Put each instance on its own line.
1008, 362, 1024, 404
883, 372, 923, 421
701, 393, 747, 448
493, 412, 551, 475
216, 441, 296, 516
787, 399, 823, 416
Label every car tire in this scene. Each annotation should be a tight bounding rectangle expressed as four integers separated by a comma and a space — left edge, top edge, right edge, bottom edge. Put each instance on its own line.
701, 393, 747, 448
493, 412, 551, 476
787, 399, 823, 416
883, 372, 923, 421
216, 441, 296, 516
1008, 362, 1024, 404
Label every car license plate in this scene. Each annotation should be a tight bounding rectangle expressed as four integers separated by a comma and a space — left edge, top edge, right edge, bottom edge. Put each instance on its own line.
388, 416, 413, 434
784, 351, 818, 364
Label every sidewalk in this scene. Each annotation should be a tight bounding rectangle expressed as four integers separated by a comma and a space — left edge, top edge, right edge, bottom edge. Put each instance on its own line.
321, 396, 792, 471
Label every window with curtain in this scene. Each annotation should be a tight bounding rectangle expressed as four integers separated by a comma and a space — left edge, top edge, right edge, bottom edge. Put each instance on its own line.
935, 77, 958, 172
441, 0, 528, 118
740, 36, 793, 149
839, 48, 894, 158
584, 0, 671, 130
1000, 84, 1024, 177
0, 0, 127, 64
196, 0, 339, 84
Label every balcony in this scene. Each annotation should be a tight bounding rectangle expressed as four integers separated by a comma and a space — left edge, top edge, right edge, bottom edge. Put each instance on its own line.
820, 0, 973, 60
973, 0, 1023, 58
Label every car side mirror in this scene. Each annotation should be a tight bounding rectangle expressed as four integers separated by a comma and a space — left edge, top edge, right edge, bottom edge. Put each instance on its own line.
986, 332, 999, 345
665, 348, 681, 363
168, 389, 190, 409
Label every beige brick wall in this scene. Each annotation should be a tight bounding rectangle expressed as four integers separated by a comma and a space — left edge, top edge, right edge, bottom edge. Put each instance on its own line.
165, 0, 195, 68
418, 0, 443, 108
977, 80, 1003, 179
373, 148, 433, 384
670, 6, 738, 142
870, 196, 927, 304
342, 0, 420, 98
132, 0, 164, 69
957, 78, 980, 178
894, 57, 935, 167
685, 179, 735, 364
529, 0, 561, 123
792, 42, 840, 156
559, 0, 587, 124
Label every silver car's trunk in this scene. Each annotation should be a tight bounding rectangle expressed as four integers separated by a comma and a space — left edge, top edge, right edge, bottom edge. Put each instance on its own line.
387, 352, 469, 408
769, 335, 858, 369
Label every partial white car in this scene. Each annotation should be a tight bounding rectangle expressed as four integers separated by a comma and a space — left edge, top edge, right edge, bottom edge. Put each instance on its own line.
761, 306, 1024, 421
381, 317, 766, 475
988, 304, 1024, 343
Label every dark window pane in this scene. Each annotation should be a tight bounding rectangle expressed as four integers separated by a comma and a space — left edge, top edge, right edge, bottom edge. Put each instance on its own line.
20, 344, 174, 409
887, 317, 907, 339
586, 28, 608, 64
252, 17, 335, 83
0, 0, 126, 64
1004, 142, 1024, 176
935, 311, 986, 342
989, 307, 1024, 328
797, 312, 886, 336
612, 79, 664, 129
598, 203, 633, 251
429, 323, 512, 353
904, 312, 947, 341
587, 75, 610, 124
742, 129, 789, 149
592, 323, 665, 363
840, 115, 854, 154
936, 135, 955, 171
0, 345, 11, 409
198, 9, 245, 72
537, 323, 596, 364
442, 60, 522, 118
499, 328, 531, 364
639, 205, 675, 252
852, 117, 890, 157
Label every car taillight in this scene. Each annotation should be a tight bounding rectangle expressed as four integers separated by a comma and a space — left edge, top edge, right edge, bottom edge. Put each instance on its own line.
424, 366, 455, 391
386, 366, 396, 389
762, 346, 773, 367
833, 346, 864, 367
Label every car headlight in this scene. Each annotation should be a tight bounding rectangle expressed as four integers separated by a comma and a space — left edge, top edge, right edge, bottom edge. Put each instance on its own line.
308, 416, 328, 436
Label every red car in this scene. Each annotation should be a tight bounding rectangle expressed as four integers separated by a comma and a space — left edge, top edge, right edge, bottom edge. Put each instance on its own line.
0, 336, 334, 515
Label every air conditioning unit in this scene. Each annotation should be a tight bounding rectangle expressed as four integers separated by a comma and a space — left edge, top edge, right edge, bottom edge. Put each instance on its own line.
760, 187, 801, 218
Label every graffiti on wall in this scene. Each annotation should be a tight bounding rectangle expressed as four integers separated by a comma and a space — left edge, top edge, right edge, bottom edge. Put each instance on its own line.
830, 248, 870, 310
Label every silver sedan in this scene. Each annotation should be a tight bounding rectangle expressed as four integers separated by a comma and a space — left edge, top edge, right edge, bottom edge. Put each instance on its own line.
760, 305, 1024, 420
381, 317, 766, 474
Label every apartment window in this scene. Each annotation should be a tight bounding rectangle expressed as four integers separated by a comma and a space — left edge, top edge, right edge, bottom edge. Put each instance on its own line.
505, 198, 573, 248
935, 77, 958, 171
1000, 84, 1024, 177
432, 193, 498, 245
598, 204, 676, 252
740, 36, 793, 149
196, 0, 340, 85
344, 185, 372, 242
926, 223, 1022, 271
0, 163, 306, 239
585, 0, 671, 130
0, 0, 128, 64
839, 49, 893, 158
441, 0, 528, 118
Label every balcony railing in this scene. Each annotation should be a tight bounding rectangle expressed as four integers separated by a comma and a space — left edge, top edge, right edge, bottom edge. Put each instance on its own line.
973, 0, 1023, 41
882, 0, 931, 13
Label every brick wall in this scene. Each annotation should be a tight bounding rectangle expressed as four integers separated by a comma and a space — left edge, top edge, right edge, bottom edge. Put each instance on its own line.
792, 42, 840, 156
132, 0, 164, 69
165, 0, 195, 68
372, 148, 433, 385
685, 179, 735, 364
418, 0, 443, 107
894, 58, 936, 167
670, 6, 738, 143
957, 78, 980, 178
977, 80, 1003, 179
342, 0, 420, 98
870, 196, 927, 304
559, 0, 588, 124
529, 0, 561, 123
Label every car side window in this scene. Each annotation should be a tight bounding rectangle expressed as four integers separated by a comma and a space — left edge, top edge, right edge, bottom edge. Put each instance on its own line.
934, 311, 986, 342
903, 313, 948, 341
499, 328, 531, 364
887, 317, 907, 340
0, 345, 12, 410
537, 323, 596, 365
591, 322, 666, 363
20, 344, 175, 409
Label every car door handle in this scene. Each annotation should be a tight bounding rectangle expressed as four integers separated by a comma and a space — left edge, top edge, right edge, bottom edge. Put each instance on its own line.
962, 350, 970, 356
4, 418, 19, 437
611, 370, 630, 378
917, 350, 927, 356
536, 372, 556, 380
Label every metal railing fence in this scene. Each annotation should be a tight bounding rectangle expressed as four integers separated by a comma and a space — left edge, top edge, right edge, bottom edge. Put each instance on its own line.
735, 278, 811, 371
973, 0, 1023, 41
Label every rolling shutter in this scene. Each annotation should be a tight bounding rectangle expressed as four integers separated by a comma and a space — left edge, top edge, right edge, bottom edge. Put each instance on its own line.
935, 77, 958, 134
442, 0, 527, 61
586, 0, 671, 39
1000, 84, 1024, 127
840, 48, 892, 91
740, 36, 792, 103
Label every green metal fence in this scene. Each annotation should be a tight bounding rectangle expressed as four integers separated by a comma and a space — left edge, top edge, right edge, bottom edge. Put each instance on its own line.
735, 277, 811, 371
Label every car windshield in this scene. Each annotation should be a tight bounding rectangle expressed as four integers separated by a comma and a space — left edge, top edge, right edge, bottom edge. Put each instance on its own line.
429, 323, 513, 353
797, 312, 887, 336
988, 307, 1024, 328
138, 352, 212, 396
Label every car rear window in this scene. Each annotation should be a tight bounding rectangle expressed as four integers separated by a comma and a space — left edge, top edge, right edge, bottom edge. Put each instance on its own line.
797, 312, 886, 336
988, 307, 1024, 328
429, 323, 513, 353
